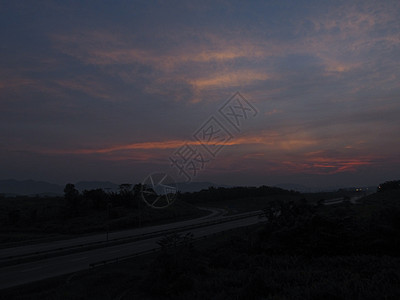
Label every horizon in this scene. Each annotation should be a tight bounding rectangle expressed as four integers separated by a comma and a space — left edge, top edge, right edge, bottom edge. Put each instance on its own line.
0, 177, 382, 194
0, 173, 392, 190
1, 1, 400, 189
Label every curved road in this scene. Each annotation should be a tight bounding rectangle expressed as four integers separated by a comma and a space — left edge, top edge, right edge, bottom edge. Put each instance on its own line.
0, 208, 265, 290
0, 207, 226, 260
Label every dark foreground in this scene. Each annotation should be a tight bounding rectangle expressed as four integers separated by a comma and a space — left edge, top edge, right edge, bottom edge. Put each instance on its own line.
1, 189, 400, 299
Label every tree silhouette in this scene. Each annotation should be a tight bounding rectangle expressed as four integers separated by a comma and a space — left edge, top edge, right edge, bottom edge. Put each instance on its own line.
118, 183, 134, 207
378, 180, 400, 192
83, 188, 108, 210
64, 183, 80, 215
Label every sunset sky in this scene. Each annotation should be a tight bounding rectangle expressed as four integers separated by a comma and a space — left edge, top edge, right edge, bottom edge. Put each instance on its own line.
1, 0, 399, 188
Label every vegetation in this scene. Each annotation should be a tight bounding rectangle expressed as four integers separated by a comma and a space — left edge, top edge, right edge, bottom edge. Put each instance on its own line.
378, 180, 400, 192
138, 189, 400, 299
2, 185, 400, 299
180, 185, 299, 203
0, 183, 205, 244
0, 184, 308, 243
0, 183, 373, 244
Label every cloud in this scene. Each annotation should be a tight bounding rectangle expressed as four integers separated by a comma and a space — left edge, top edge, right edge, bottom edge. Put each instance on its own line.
26, 130, 318, 162
50, 31, 276, 102
53, 76, 123, 101
49, 1, 400, 106
2, 0, 400, 185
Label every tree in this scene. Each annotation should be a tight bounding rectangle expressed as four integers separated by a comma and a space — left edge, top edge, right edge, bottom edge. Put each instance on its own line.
133, 183, 143, 207
83, 188, 108, 210
64, 183, 80, 215
118, 183, 134, 207
119, 183, 133, 196
378, 180, 400, 192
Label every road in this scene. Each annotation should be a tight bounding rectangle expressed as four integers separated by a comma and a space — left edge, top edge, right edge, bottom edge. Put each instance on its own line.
0, 209, 265, 290
0, 207, 227, 259
0, 196, 365, 290
323, 195, 364, 206
2, 195, 362, 260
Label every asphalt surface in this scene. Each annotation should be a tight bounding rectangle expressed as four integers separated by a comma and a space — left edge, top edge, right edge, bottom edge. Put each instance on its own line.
323, 195, 364, 205
0, 209, 265, 290
0, 207, 226, 259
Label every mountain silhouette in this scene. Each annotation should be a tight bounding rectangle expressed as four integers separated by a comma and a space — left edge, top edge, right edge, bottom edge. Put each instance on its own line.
0, 179, 64, 196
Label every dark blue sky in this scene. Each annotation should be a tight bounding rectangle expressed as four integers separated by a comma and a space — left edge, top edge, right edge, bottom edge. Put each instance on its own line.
1, 0, 399, 188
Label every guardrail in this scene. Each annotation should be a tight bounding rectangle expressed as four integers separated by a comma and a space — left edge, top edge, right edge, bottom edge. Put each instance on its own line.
0, 211, 265, 266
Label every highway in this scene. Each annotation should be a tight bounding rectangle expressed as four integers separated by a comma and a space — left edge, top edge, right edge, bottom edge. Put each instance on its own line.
0, 196, 365, 290
323, 195, 364, 206
0, 207, 226, 259
0, 208, 265, 290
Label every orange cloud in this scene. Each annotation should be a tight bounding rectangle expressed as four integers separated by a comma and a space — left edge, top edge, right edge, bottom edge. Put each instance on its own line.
281, 154, 375, 175
36, 140, 190, 155
188, 71, 270, 90
32, 130, 318, 159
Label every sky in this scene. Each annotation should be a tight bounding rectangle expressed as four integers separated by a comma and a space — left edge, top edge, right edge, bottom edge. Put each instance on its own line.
1, 0, 399, 189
